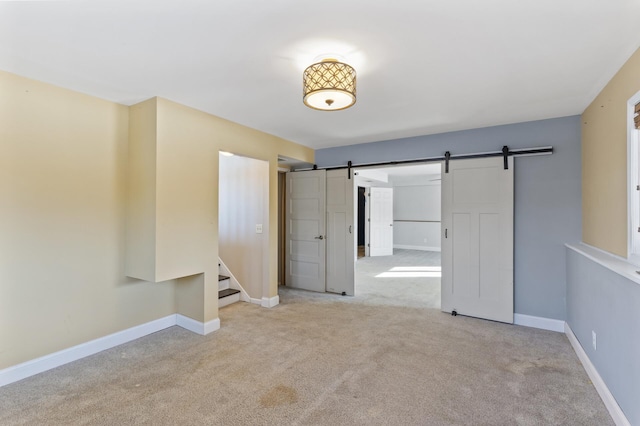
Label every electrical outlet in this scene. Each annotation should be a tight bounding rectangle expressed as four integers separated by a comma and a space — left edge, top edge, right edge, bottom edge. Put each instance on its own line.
592, 330, 597, 351
255, 224, 263, 234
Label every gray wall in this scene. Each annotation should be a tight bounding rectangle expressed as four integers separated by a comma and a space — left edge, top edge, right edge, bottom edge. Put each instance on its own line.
394, 185, 441, 222
315, 116, 582, 320
566, 247, 639, 425
393, 185, 441, 250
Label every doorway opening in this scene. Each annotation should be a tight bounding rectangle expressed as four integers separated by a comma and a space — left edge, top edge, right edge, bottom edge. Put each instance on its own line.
357, 186, 366, 259
218, 152, 269, 304
353, 163, 442, 308
284, 156, 515, 322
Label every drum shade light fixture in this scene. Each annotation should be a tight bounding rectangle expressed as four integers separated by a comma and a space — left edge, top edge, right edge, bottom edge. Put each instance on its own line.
303, 58, 356, 111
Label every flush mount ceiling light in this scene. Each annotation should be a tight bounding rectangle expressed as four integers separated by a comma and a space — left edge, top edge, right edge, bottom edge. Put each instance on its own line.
303, 58, 356, 111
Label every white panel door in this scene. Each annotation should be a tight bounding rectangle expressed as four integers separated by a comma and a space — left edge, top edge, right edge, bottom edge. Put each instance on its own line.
326, 169, 355, 295
285, 170, 326, 292
441, 157, 514, 323
369, 187, 394, 256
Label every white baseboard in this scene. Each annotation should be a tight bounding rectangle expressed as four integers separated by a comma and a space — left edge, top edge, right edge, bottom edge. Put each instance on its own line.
393, 244, 441, 252
513, 314, 565, 332
565, 323, 630, 426
176, 314, 220, 336
0, 314, 177, 388
0, 313, 222, 388
261, 295, 280, 308
248, 296, 279, 308
203, 318, 221, 334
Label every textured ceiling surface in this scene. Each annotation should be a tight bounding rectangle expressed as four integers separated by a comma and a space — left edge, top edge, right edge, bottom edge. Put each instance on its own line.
2, 1, 640, 149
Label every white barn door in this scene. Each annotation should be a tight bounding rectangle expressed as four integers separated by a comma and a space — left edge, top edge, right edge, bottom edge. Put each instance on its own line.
441, 157, 514, 323
285, 170, 326, 292
369, 187, 394, 256
326, 169, 355, 295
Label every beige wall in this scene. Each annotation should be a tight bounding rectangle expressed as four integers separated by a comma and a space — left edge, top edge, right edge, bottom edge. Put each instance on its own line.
140, 98, 313, 319
0, 71, 314, 370
126, 98, 313, 322
126, 98, 157, 281
0, 71, 176, 370
582, 47, 640, 256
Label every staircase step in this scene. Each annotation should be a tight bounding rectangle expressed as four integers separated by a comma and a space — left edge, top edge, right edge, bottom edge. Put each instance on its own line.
218, 275, 230, 291
218, 288, 240, 299
218, 288, 241, 308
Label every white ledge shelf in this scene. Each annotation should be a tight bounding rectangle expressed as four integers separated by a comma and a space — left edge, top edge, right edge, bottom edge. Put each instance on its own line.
566, 243, 640, 286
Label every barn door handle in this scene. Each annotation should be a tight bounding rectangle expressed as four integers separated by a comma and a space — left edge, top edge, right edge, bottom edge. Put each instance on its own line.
348, 225, 352, 234
445, 229, 448, 238
315, 235, 324, 240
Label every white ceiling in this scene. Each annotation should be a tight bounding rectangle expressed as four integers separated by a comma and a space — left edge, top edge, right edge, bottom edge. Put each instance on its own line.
2, 1, 639, 150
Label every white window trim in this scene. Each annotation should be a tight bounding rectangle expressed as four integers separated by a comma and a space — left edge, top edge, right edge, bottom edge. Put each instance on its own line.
627, 90, 640, 266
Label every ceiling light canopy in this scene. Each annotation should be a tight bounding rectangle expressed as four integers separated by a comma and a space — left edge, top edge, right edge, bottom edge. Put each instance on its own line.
303, 59, 356, 111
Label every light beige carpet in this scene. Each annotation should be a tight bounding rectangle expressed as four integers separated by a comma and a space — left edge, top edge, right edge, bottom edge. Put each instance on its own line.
0, 287, 612, 425
354, 249, 441, 308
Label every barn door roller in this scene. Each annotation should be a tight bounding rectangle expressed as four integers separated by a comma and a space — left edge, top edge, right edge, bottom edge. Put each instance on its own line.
502, 146, 509, 170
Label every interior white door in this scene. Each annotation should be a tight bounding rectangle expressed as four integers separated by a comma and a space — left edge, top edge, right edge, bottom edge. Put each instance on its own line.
364, 190, 370, 257
441, 156, 514, 323
285, 170, 326, 292
326, 169, 355, 295
369, 187, 394, 256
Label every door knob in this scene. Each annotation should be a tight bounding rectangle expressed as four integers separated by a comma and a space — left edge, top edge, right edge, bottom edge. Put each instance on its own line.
315, 235, 324, 240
